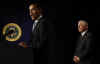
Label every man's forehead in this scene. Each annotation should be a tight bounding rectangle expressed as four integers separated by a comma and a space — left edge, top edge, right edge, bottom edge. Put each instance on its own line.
29, 4, 37, 9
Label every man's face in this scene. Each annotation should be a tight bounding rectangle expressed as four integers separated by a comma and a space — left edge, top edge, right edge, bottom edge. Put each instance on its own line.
78, 21, 88, 32
29, 4, 41, 20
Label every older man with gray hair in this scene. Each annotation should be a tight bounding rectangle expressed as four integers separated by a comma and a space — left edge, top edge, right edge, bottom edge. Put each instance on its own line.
73, 20, 95, 64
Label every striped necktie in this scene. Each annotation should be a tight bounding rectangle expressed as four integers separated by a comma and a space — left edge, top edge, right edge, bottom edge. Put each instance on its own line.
32, 21, 38, 32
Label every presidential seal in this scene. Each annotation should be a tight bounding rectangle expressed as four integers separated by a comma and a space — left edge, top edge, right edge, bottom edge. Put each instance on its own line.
2, 23, 22, 42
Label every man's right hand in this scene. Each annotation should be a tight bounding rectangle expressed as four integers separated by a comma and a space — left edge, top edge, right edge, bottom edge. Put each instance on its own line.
18, 42, 28, 48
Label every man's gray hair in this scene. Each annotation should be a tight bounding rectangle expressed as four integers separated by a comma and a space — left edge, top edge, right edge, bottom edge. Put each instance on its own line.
78, 20, 88, 26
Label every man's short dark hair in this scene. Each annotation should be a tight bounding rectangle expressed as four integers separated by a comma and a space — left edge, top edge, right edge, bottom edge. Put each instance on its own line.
26, 1, 41, 9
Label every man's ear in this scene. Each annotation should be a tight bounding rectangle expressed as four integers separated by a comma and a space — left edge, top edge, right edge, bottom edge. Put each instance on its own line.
86, 26, 88, 29
39, 8, 43, 14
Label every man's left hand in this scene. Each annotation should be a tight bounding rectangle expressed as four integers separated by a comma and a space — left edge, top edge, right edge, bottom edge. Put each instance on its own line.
73, 56, 80, 63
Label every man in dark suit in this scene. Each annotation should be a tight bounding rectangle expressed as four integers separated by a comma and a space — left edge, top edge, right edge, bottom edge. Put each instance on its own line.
73, 20, 95, 64
18, 2, 47, 48
18, 2, 54, 64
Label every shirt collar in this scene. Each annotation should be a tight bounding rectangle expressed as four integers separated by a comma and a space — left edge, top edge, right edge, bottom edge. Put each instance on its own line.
34, 15, 42, 23
81, 30, 88, 36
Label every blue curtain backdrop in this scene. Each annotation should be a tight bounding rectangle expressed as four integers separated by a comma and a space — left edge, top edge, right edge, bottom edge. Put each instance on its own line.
0, 2, 32, 46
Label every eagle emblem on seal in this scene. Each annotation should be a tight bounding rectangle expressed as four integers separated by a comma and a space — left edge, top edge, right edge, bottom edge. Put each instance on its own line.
2, 23, 22, 42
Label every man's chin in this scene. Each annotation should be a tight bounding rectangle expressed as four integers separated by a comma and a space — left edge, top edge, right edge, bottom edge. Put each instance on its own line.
32, 19, 35, 21
31, 17, 35, 20
31, 17, 38, 21
78, 30, 83, 32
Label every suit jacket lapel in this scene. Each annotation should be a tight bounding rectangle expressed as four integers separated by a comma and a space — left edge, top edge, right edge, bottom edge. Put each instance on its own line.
32, 17, 44, 34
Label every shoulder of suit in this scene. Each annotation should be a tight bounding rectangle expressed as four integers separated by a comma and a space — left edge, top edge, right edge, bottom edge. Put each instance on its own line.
87, 32, 94, 37
40, 17, 53, 25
